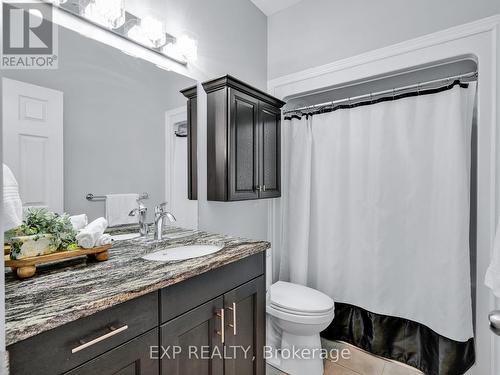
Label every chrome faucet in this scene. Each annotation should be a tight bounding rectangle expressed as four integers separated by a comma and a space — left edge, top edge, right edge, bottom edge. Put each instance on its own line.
154, 202, 176, 240
129, 201, 148, 236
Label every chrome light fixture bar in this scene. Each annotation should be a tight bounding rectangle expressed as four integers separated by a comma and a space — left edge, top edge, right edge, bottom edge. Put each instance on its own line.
48, 0, 197, 66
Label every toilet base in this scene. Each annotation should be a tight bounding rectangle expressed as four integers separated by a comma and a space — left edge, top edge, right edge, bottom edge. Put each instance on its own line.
273, 332, 324, 375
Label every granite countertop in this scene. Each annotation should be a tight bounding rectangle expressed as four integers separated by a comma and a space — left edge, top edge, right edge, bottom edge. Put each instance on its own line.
5, 227, 270, 347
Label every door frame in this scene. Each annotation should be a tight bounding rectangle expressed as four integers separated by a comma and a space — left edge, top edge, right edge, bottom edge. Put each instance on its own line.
165, 106, 198, 229
268, 14, 500, 375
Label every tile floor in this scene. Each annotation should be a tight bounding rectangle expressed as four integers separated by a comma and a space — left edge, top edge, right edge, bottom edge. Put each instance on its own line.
265, 340, 423, 375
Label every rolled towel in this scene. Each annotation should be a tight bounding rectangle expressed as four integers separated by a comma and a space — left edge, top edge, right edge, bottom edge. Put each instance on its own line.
69, 214, 88, 231
3, 164, 23, 231
95, 234, 112, 247
76, 217, 108, 249
486, 220, 500, 298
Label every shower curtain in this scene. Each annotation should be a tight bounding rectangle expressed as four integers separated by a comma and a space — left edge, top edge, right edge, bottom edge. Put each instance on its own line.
280, 82, 476, 374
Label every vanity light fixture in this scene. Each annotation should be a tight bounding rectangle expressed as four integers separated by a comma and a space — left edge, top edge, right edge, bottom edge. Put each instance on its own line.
141, 16, 167, 48
126, 16, 168, 49
48, 0, 68, 5
162, 35, 198, 63
53, 0, 198, 65
126, 23, 152, 48
81, 0, 126, 30
176, 34, 198, 62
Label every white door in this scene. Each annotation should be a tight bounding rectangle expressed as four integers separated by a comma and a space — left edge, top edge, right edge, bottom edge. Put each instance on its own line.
2, 78, 64, 213
165, 107, 198, 230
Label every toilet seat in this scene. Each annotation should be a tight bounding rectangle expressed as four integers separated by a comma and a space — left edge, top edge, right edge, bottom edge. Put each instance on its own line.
267, 304, 335, 325
267, 281, 335, 324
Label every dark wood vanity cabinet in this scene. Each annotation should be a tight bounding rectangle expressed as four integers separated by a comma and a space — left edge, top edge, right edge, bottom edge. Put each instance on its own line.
7, 253, 265, 375
180, 85, 198, 200
203, 75, 285, 201
160, 276, 265, 375
160, 253, 266, 375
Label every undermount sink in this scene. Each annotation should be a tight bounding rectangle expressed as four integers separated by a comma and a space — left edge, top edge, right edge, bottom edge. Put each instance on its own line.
111, 233, 140, 241
142, 244, 223, 262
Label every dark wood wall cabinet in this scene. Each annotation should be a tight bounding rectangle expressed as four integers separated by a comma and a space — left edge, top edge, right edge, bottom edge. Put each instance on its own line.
180, 85, 198, 200
8, 253, 265, 375
202, 75, 285, 201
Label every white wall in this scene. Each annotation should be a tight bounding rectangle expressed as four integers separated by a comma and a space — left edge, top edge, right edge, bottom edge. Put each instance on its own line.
268, 0, 500, 79
126, 0, 270, 241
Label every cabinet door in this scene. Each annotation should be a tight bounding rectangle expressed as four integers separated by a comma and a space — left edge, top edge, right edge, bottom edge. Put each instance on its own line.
223, 276, 266, 375
228, 89, 260, 200
65, 329, 158, 375
258, 103, 281, 198
161, 297, 224, 375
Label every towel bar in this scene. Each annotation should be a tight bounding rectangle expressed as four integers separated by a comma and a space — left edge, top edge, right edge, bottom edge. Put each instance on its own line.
86, 193, 149, 201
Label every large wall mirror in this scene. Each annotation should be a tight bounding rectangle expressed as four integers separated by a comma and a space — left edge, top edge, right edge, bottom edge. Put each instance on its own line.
1, 22, 198, 230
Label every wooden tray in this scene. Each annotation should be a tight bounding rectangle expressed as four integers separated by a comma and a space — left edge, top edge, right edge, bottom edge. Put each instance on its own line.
5, 244, 111, 279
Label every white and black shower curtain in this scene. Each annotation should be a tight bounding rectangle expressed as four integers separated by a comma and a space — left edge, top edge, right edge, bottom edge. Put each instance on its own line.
280, 82, 477, 374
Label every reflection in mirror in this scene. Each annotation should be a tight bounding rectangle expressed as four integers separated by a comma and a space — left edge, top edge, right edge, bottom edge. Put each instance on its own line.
1, 24, 198, 241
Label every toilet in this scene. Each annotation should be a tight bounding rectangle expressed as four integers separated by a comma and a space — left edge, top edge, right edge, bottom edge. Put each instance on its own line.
266, 281, 335, 375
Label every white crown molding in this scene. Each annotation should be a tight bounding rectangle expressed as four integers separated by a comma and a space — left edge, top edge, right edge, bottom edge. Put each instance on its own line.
268, 14, 500, 93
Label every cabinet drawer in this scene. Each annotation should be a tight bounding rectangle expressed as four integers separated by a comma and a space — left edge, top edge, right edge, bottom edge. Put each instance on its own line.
161, 253, 264, 323
8, 292, 158, 375
65, 328, 159, 375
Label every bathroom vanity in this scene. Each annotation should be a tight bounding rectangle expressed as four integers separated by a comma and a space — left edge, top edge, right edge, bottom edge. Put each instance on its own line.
5, 228, 268, 375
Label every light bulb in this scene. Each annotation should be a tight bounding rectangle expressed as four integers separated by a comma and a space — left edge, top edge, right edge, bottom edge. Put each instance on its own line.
141, 16, 166, 48
126, 24, 153, 48
176, 34, 198, 62
82, 0, 125, 29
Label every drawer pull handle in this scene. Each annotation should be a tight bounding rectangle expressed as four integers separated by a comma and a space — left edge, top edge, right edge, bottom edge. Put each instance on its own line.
216, 309, 225, 344
227, 302, 237, 335
71, 324, 128, 354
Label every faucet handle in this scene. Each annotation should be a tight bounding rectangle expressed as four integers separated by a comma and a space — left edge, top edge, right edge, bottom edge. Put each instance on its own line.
155, 202, 168, 214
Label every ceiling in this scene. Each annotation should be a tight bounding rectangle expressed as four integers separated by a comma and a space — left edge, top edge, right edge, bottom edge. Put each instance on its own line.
249, 0, 303, 16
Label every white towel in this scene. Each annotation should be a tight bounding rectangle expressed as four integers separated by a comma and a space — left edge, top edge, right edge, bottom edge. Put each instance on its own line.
105, 194, 139, 227
3, 164, 23, 231
95, 234, 112, 247
69, 214, 88, 231
76, 217, 108, 249
485, 221, 500, 298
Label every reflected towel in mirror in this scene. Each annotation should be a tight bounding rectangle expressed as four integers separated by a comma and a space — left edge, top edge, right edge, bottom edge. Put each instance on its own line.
105, 194, 140, 227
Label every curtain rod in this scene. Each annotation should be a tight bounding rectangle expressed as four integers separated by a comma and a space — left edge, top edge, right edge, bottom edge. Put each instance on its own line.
283, 71, 478, 115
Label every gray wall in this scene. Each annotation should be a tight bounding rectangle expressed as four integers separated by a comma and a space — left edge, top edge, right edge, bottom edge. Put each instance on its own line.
2, 27, 195, 221
126, 0, 270, 240
268, 0, 500, 79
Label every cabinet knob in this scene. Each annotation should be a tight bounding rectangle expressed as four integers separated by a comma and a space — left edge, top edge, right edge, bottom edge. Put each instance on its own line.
256, 185, 262, 192
262, 185, 266, 192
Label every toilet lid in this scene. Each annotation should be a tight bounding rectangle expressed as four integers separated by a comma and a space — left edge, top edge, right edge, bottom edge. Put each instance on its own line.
269, 281, 334, 314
